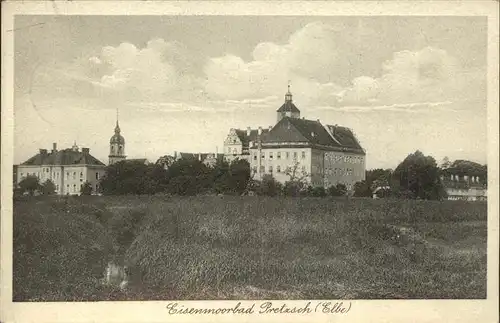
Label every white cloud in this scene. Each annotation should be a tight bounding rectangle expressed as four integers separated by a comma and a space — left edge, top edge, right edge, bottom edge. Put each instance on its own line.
339, 46, 483, 107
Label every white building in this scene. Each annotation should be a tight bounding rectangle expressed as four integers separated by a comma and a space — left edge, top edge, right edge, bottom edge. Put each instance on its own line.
15, 142, 106, 195
223, 87, 366, 190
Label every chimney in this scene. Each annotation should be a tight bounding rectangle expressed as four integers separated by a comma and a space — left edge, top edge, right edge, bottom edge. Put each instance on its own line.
82, 148, 90, 155
246, 127, 251, 136
258, 126, 262, 136
52, 142, 57, 153
198, 153, 202, 161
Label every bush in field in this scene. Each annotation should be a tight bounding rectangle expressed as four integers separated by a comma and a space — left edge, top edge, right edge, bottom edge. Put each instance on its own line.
210, 159, 251, 195
283, 180, 304, 197
310, 186, 327, 197
100, 161, 168, 195
392, 150, 447, 200
18, 175, 40, 196
328, 183, 347, 196
80, 181, 93, 195
353, 180, 371, 197
256, 174, 282, 196
40, 179, 56, 195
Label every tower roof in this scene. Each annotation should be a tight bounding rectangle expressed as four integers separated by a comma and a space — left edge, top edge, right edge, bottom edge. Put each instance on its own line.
277, 85, 300, 113
110, 120, 125, 144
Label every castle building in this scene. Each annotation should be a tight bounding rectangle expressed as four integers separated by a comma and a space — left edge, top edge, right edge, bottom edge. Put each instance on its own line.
15, 142, 106, 195
109, 118, 126, 165
223, 86, 366, 190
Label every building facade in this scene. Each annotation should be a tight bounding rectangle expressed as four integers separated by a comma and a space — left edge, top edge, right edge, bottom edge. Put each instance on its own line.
15, 142, 106, 195
224, 87, 366, 190
441, 171, 487, 201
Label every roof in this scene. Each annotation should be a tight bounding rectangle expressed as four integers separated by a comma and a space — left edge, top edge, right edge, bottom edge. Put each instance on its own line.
178, 152, 224, 161
234, 129, 270, 146
124, 158, 148, 164
260, 117, 365, 154
20, 149, 106, 166
276, 101, 300, 113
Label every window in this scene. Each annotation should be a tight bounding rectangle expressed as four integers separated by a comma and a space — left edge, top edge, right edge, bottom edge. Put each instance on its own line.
80, 172, 83, 178
269, 166, 273, 173
96, 172, 99, 180
277, 165, 281, 173
277, 152, 281, 159
260, 166, 265, 173
302, 165, 306, 173
261, 152, 265, 159
450, 174, 454, 181
293, 152, 298, 159
20, 173, 24, 177
253, 155, 257, 161
232, 148, 237, 156
302, 151, 306, 159
227, 147, 231, 153
252, 166, 257, 173
286, 152, 290, 159
269, 152, 273, 160
73, 172, 76, 180
56, 184, 59, 191
73, 184, 76, 192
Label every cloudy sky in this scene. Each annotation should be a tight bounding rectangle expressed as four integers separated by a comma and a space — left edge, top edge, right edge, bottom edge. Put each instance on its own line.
14, 15, 487, 169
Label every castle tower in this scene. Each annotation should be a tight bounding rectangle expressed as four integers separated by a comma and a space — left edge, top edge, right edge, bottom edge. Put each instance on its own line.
276, 84, 301, 123
109, 111, 126, 165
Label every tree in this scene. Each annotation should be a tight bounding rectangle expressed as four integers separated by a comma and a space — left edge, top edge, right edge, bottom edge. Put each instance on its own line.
256, 174, 282, 196
80, 181, 93, 195
440, 156, 451, 169
310, 186, 327, 197
328, 183, 347, 197
40, 179, 56, 195
393, 150, 446, 200
282, 161, 310, 197
353, 180, 371, 197
165, 158, 210, 195
283, 180, 304, 197
100, 161, 169, 195
227, 159, 251, 195
18, 175, 40, 196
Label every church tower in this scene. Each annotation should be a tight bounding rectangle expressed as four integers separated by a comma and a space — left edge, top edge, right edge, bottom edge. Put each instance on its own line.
109, 111, 126, 165
276, 85, 301, 123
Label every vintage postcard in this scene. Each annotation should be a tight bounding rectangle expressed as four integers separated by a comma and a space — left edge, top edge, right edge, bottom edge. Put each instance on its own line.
1, 1, 499, 322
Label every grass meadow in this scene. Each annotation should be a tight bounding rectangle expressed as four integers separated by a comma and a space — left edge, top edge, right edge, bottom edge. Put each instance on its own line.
13, 195, 487, 301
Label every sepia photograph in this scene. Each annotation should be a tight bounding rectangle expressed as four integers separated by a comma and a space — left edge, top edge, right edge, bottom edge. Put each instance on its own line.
1, 2, 498, 322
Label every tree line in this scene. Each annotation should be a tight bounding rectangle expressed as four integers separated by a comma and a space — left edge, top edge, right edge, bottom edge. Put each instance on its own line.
15, 150, 487, 200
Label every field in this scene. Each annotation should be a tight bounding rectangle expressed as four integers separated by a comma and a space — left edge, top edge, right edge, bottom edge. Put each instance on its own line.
13, 195, 487, 301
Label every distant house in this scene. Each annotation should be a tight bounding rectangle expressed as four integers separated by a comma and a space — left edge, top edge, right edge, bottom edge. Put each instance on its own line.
440, 164, 487, 201
372, 186, 391, 199
15, 142, 106, 195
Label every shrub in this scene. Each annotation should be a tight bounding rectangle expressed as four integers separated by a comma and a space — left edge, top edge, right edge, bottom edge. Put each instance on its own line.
80, 182, 93, 195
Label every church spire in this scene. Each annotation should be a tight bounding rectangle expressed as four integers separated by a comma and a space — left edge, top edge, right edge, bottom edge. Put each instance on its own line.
285, 82, 292, 103
115, 107, 120, 133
